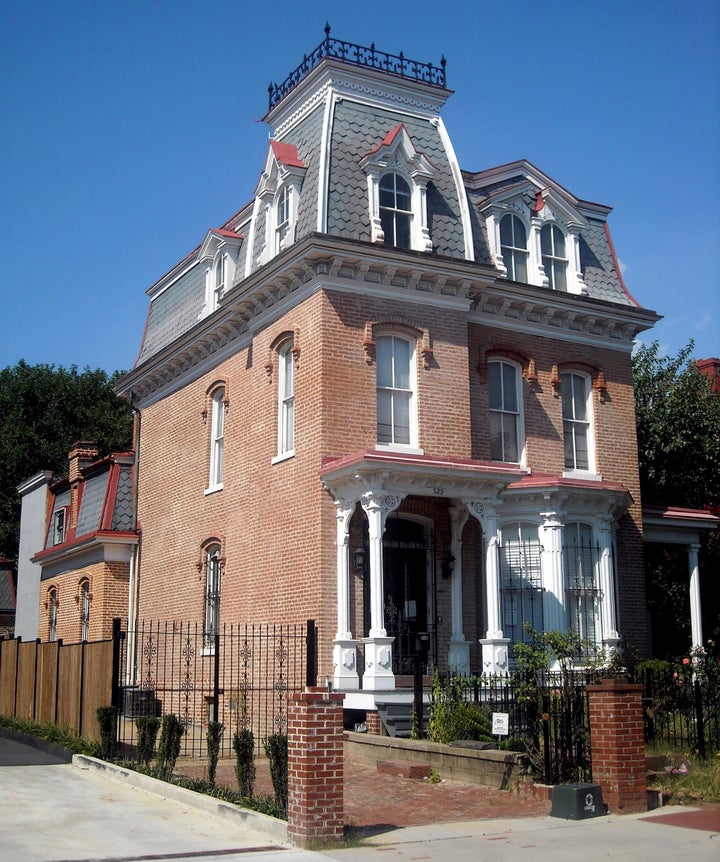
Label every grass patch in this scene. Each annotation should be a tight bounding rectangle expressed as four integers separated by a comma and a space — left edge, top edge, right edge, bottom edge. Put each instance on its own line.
0, 714, 100, 756
647, 750, 720, 804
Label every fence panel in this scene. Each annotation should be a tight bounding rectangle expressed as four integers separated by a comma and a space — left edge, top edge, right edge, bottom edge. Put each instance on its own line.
81, 640, 114, 742
0, 638, 18, 715
16, 641, 38, 720
36, 641, 60, 724
57, 643, 83, 734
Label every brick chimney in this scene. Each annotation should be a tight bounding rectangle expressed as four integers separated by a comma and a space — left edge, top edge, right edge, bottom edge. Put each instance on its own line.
68, 441, 99, 530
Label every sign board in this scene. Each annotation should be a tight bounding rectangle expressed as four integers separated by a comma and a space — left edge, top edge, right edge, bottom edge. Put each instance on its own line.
492, 712, 509, 736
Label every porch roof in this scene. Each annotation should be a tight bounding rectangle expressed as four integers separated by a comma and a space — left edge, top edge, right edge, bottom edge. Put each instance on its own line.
642, 505, 720, 545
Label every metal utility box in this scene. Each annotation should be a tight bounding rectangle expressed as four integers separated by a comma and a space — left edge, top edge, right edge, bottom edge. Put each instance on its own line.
550, 783, 606, 819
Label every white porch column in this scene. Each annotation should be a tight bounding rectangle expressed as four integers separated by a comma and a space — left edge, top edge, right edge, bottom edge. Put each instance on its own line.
597, 514, 621, 652
539, 508, 566, 634
688, 542, 703, 651
466, 499, 510, 674
332, 500, 359, 690
448, 504, 470, 676
360, 490, 402, 691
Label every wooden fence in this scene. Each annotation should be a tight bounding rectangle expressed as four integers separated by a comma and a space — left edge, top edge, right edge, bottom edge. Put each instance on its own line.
0, 623, 118, 743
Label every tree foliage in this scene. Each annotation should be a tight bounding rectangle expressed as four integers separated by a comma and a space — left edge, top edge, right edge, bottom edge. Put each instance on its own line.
0, 361, 133, 563
633, 341, 720, 509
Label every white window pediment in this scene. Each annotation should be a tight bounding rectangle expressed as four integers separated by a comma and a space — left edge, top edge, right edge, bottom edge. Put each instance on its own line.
360, 125, 435, 252
198, 229, 243, 319
255, 141, 307, 265
480, 182, 587, 294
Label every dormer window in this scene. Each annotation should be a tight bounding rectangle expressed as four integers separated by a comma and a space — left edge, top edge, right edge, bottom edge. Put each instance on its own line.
213, 254, 226, 306
500, 214, 528, 282
275, 186, 290, 253
53, 507, 66, 545
379, 173, 412, 249
361, 125, 435, 253
198, 228, 243, 319
541, 223, 568, 291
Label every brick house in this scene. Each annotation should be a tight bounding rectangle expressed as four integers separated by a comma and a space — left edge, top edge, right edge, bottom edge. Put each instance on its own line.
21, 443, 139, 644
114, 30, 661, 707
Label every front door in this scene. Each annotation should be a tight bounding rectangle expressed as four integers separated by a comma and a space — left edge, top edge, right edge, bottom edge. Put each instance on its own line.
375, 515, 435, 675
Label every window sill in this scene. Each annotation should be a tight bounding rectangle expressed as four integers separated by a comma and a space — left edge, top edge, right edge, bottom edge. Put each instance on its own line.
271, 450, 295, 465
200, 646, 216, 656
562, 470, 602, 482
375, 444, 424, 456
204, 484, 224, 496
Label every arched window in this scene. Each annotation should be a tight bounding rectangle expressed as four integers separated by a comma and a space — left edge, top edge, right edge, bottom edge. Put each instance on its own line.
379, 173, 412, 249
213, 254, 226, 307
488, 360, 523, 462
204, 544, 222, 647
208, 386, 225, 490
560, 372, 592, 471
277, 340, 295, 458
275, 186, 290, 253
500, 214, 528, 282
48, 588, 58, 642
79, 579, 90, 642
541, 223, 568, 291
376, 333, 416, 447
499, 522, 543, 649
564, 522, 599, 650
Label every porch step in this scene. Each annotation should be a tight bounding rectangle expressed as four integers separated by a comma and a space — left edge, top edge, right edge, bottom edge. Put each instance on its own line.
376, 701, 429, 738
377, 759, 431, 780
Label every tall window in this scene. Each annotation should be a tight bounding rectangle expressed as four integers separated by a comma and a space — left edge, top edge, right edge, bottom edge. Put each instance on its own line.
541, 223, 568, 291
489, 360, 521, 462
213, 255, 226, 307
500, 214, 528, 282
565, 522, 599, 651
204, 545, 222, 647
277, 341, 295, 457
379, 173, 412, 249
275, 186, 290, 253
53, 507, 66, 545
377, 334, 415, 446
79, 579, 90, 642
208, 387, 225, 490
499, 522, 543, 650
49, 588, 58, 642
561, 372, 591, 471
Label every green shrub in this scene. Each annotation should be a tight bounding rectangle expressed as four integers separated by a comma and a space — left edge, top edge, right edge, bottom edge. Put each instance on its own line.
263, 733, 288, 817
428, 671, 492, 744
156, 714, 184, 780
135, 715, 161, 768
233, 728, 256, 798
0, 714, 99, 756
206, 721, 224, 787
96, 706, 117, 760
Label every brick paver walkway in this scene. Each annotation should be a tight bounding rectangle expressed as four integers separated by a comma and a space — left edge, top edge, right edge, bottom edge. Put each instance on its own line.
174, 755, 551, 828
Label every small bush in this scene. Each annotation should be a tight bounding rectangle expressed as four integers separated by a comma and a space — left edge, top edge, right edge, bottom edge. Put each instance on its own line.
264, 733, 288, 817
0, 714, 99, 756
428, 671, 492, 744
156, 714, 185, 780
135, 715, 161, 768
96, 706, 117, 760
206, 721, 224, 786
233, 728, 256, 798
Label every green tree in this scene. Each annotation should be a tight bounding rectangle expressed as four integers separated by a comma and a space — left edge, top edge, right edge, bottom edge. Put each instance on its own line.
633, 341, 720, 651
0, 361, 133, 563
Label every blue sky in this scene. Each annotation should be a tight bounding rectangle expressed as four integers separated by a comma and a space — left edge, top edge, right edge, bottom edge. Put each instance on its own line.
1, 1, 718, 373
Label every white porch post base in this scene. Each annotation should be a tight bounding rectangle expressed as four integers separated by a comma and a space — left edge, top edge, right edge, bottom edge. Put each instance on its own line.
333, 638, 360, 690
448, 638, 471, 676
362, 636, 396, 691
480, 637, 511, 675
602, 632, 623, 662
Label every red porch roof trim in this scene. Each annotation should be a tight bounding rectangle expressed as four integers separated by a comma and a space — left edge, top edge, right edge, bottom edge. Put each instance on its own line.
642, 505, 720, 531
506, 473, 630, 494
321, 449, 528, 478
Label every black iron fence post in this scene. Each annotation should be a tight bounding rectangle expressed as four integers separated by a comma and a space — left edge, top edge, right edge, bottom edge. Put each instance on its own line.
542, 692, 552, 785
306, 619, 317, 688
694, 678, 706, 758
211, 630, 221, 723
111, 618, 122, 711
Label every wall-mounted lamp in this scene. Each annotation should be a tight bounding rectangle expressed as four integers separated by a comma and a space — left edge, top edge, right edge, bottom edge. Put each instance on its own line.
353, 547, 366, 573
441, 554, 455, 579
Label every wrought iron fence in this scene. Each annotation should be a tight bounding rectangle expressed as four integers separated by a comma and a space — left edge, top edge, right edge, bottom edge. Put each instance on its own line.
636, 657, 720, 756
468, 670, 597, 785
117, 619, 317, 758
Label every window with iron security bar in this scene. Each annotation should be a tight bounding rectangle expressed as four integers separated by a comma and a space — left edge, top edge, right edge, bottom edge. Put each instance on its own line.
499, 525, 544, 655
564, 525, 602, 656
117, 620, 317, 758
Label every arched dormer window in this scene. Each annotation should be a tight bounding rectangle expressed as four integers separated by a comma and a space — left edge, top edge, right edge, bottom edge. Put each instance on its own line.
360, 125, 435, 253
500, 214, 528, 282
275, 185, 290, 253
541, 223, 568, 291
213, 254, 226, 306
379, 173, 412, 249
197, 228, 243, 319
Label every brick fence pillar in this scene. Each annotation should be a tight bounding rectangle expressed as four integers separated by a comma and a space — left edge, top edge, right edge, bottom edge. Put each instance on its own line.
587, 678, 646, 814
287, 686, 344, 846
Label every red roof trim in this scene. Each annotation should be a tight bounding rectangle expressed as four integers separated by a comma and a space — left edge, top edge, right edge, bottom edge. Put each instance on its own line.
506, 473, 629, 493
270, 141, 305, 168
365, 123, 405, 157
321, 449, 525, 477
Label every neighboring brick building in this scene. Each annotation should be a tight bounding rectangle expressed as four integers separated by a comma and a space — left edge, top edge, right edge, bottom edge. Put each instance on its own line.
22, 443, 139, 644
115, 29, 659, 707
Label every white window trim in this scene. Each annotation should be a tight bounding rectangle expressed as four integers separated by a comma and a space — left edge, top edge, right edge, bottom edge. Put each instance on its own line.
488, 359, 526, 466
560, 371, 597, 477
206, 388, 225, 493
52, 507, 67, 545
256, 162, 306, 266
375, 332, 421, 452
360, 127, 435, 253
198, 231, 242, 319
275, 340, 295, 461
203, 545, 222, 653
